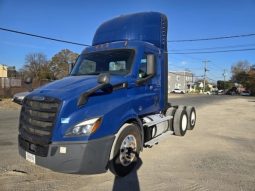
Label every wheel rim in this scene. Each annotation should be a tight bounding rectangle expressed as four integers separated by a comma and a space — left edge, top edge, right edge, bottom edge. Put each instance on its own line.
119, 135, 137, 166
191, 111, 196, 126
181, 114, 188, 131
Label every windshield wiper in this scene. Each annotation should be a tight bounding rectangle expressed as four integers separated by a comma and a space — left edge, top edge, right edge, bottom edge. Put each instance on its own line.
71, 72, 101, 76
85, 72, 101, 75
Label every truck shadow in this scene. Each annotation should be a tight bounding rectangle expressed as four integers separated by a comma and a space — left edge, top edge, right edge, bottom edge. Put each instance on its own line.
112, 157, 142, 191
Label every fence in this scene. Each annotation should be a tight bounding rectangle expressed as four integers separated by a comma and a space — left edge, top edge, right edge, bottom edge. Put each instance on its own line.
0, 77, 51, 98
1, 78, 21, 88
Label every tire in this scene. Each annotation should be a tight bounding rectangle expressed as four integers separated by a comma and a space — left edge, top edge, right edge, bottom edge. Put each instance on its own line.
177, 105, 185, 110
186, 106, 196, 130
173, 108, 188, 136
165, 107, 177, 131
109, 124, 141, 177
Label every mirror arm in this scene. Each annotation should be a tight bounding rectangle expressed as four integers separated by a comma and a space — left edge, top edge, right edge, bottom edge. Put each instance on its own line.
136, 74, 154, 86
78, 73, 113, 107
77, 83, 105, 107
77, 83, 113, 107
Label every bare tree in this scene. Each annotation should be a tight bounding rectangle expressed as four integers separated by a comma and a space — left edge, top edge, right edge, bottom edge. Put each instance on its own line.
231, 60, 250, 82
22, 50, 79, 81
231, 61, 255, 94
23, 53, 51, 80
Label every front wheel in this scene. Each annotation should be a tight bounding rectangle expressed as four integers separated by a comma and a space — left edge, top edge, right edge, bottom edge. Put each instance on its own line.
109, 124, 141, 177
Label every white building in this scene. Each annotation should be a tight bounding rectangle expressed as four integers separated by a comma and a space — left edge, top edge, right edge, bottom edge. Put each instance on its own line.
168, 71, 194, 93
0, 64, 8, 78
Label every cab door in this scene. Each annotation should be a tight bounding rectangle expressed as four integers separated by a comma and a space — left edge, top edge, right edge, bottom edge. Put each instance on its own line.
133, 52, 160, 115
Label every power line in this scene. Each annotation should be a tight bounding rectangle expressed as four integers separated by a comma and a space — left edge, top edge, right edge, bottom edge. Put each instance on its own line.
1, 27, 255, 47
0, 27, 90, 47
167, 48, 255, 55
168, 33, 255, 42
207, 72, 224, 80
169, 43, 255, 52
170, 53, 204, 61
168, 71, 202, 78
208, 65, 225, 72
169, 60, 204, 70
208, 61, 229, 71
207, 77, 217, 82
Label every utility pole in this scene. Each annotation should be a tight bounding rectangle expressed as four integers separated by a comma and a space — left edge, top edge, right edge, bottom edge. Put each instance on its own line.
223, 69, 226, 93
184, 70, 186, 93
203, 60, 210, 92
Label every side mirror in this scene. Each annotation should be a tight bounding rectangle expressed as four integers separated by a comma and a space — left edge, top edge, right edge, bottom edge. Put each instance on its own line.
23, 77, 33, 92
24, 77, 33, 84
147, 54, 155, 75
97, 73, 110, 84
136, 54, 155, 85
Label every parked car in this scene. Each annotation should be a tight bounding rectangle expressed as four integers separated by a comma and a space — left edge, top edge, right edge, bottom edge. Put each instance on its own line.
211, 90, 218, 95
171, 88, 185, 94
240, 90, 251, 96
218, 90, 224, 95
12, 91, 30, 105
204, 91, 211, 95
226, 87, 238, 95
12, 77, 33, 105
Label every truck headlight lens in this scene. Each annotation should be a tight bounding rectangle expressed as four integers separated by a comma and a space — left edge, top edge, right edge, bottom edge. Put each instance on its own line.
65, 117, 102, 136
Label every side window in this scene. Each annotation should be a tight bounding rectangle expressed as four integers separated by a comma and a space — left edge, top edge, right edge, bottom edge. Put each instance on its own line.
138, 55, 148, 79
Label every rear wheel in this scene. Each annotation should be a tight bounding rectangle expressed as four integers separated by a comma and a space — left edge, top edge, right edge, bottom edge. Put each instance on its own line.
109, 124, 141, 177
186, 106, 196, 130
173, 108, 188, 136
165, 107, 177, 131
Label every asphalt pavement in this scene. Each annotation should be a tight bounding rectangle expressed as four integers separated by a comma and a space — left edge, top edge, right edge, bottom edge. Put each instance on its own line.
0, 95, 255, 191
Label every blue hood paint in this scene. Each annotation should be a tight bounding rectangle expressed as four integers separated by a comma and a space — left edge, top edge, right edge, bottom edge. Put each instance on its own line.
32, 75, 128, 100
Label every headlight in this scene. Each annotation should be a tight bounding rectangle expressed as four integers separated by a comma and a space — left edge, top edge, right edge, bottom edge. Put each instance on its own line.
65, 117, 102, 137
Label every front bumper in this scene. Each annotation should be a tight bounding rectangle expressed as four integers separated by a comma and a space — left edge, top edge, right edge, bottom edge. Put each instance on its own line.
19, 135, 115, 174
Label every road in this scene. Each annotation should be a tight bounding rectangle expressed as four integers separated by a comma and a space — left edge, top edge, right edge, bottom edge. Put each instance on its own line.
0, 95, 255, 191
168, 94, 230, 108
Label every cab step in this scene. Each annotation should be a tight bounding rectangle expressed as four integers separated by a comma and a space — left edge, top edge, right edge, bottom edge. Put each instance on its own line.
144, 131, 173, 147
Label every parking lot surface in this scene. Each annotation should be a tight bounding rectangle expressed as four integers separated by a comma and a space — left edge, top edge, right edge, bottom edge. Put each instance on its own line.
0, 95, 254, 191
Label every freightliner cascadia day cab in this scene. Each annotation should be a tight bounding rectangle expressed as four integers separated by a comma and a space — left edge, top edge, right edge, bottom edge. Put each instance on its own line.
18, 12, 196, 177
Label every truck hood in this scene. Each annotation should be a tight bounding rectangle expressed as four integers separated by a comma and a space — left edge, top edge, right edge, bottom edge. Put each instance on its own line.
33, 75, 128, 100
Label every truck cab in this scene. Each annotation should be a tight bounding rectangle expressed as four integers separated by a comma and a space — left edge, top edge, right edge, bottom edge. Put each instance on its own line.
18, 12, 196, 177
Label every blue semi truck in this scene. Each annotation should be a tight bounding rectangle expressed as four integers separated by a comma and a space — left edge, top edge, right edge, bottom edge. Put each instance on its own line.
18, 12, 196, 177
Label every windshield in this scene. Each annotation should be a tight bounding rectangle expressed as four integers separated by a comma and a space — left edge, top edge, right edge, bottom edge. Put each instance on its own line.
71, 49, 135, 76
